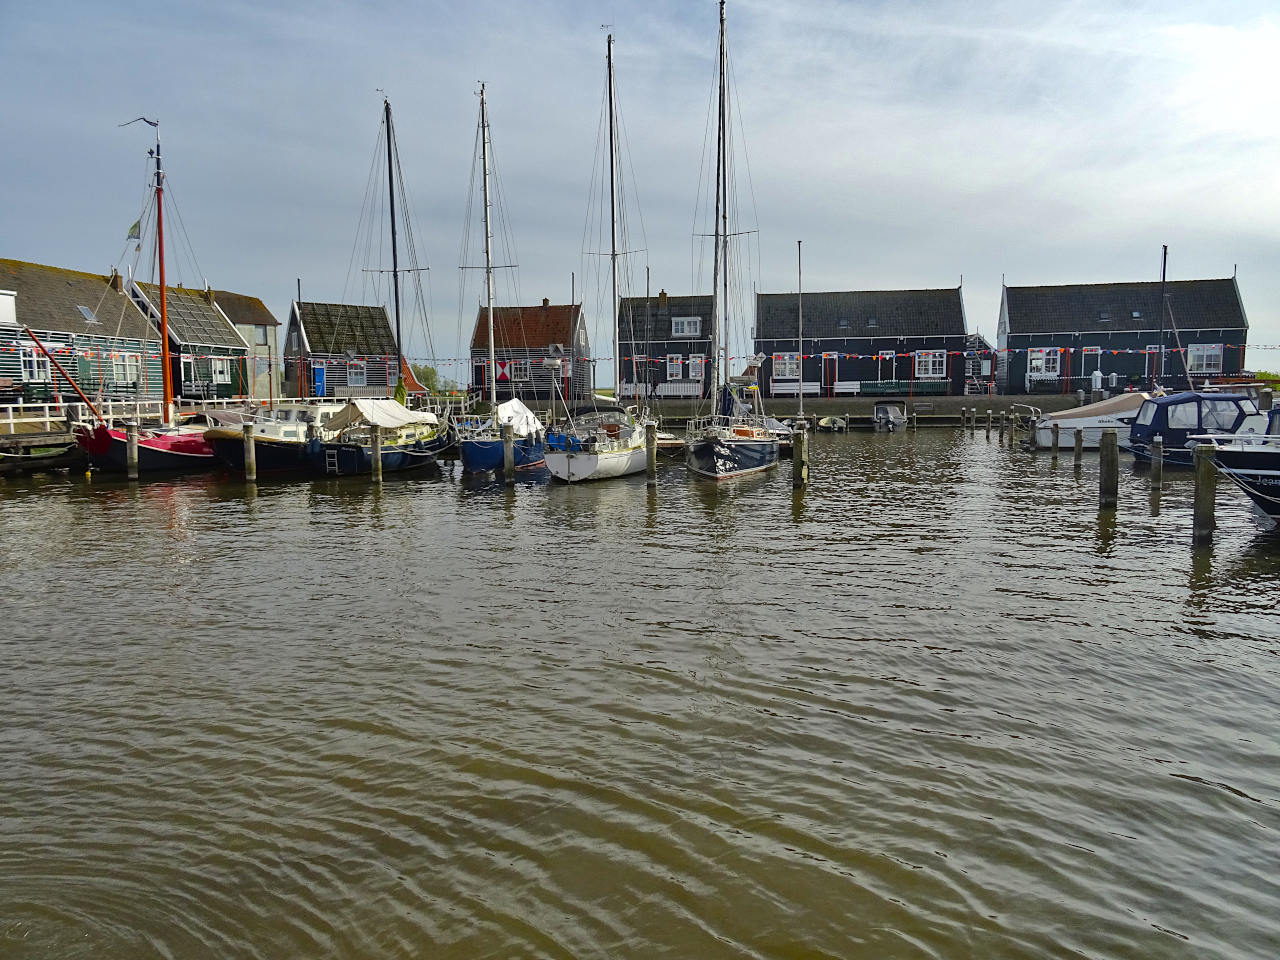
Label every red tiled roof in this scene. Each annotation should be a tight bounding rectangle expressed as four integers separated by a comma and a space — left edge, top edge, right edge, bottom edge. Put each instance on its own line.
470, 301, 580, 350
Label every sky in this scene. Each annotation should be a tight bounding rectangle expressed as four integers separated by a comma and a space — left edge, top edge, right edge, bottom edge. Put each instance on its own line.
2, 0, 1278, 383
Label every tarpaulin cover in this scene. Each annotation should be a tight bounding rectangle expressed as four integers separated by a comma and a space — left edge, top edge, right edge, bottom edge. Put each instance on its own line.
326, 398, 440, 432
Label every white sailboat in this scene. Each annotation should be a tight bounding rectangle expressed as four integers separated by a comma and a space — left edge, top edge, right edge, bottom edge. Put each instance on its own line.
545, 33, 647, 484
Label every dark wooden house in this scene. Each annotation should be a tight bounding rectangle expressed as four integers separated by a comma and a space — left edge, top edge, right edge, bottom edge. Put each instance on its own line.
129, 279, 250, 400
0, 258, 164, 403
282, 301, 400, 399
616, 291, 714, 401
469, 299, 590, 406
997, 278, 1249, 394
755, 288, 968, 398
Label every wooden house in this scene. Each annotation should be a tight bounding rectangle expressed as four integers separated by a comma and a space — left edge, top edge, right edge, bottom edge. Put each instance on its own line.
997, 279, 1249, 394
129, 279, 250, 400
282, 301, 401, 399
616, 291, 714, 401
754, 288, 968, 398
469, 299, 590, 406
210, 289, 280, 401
0, 258, 164, 404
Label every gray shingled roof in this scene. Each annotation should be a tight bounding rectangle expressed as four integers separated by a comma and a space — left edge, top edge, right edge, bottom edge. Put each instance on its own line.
297, 301, 397, 355
756, 288, 966, 339
1004, 279, 1246, 334
212, 290, 279, 328
617, 294, 715, 342
0, 258, 156, 340
135, 282, 246, 350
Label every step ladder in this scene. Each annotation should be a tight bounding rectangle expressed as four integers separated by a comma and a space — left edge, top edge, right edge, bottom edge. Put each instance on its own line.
325, 448, 340, 475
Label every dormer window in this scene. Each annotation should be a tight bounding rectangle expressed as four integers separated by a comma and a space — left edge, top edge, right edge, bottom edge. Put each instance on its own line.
1098, 310, 1111, 322
1132, 310, 1142, 319
838, 316, 850, 329
671, 316, 701, 338
866, 317, 877, 328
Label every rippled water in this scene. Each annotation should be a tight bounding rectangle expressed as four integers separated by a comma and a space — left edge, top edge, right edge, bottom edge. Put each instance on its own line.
2, 429, 1278, 959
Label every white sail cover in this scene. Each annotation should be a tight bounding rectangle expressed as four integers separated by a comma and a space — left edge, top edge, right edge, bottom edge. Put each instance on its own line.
325, 398, 440, 432
493, 398, 544, 437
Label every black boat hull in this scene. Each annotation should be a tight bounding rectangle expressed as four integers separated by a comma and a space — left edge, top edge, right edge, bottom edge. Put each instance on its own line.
685, 437, 779, 479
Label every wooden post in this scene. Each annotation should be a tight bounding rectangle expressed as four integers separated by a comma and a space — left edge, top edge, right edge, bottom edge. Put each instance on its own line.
126, 422, 139, 480
792, 424, 809, 488
1260, 388, 1274, 412
986, 409, 992, 437
1099, 428, 1119, 510
1151, 435, 1164, 489
645, 421, 657, 487
1074, 427, 1083, 464
1192, 442, 1216, 543
1051, 422, 1060, 452
999, 410, 1006, 439
501, 422, 515, 485
912, 410, 918, 431
371, 426, 383, 483
242, 422, 257, 482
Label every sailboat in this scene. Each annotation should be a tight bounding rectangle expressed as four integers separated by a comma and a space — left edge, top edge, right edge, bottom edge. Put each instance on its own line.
684, 1, 780, 480
75, 120, 219, 473
458, 85, 547, 474
544, 34, 648, 484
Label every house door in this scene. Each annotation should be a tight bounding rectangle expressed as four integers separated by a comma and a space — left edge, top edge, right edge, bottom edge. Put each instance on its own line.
313, 363, 326, 397
822, 353, 838, 397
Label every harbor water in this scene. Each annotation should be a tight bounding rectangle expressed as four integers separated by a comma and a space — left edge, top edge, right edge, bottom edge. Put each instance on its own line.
1, 429, 1278, 959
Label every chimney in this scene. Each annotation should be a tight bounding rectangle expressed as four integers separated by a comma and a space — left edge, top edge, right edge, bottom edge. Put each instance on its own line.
203, 286, 215, 305
542, 297, 550, 308
658, 288, 668, 311
109, 269, 122, 292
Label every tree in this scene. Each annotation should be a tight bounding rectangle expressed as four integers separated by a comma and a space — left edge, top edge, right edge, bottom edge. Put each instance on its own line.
410, 363, 458, 393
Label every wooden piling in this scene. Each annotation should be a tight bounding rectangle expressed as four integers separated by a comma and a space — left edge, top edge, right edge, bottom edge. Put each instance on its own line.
1151, 435, 1164, 489
126, 422, 139, 480
999, 410, 1006, 439
1192, 442, 1216, 543
792, 424, 809, 488
1051, 422, 1060, 451
985, 409, 992, 437
501, 422, 515, 485
1074, 427, 1083, 464
371, 426, 383, 483
1260, 388, 1274, 412
1099, 428, 1119, 510
912, 411, 918, 431
242, 422, 257, 482
645, 421, 657, 487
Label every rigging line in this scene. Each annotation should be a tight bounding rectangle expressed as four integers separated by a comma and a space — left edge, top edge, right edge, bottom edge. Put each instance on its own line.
456, 114, 482, 365
339, 113, 387, 353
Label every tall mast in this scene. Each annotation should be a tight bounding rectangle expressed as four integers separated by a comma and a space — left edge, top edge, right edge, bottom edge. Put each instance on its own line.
709, 0, 726, 397
797, 239, 804, 417
719, 0, 729, 390
607, 34, 620, 400
384, 98, 403, 390
1155, 243, 1167, 387
480, 84, 498, 409
153, 127, 173, 424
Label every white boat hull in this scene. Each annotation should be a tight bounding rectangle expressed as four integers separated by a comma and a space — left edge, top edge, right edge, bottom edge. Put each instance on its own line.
546, 443, 648, 483
1034, 418, 1135, 450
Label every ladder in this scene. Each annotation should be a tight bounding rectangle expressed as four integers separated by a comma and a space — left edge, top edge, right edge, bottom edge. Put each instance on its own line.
325, 448, 340, 475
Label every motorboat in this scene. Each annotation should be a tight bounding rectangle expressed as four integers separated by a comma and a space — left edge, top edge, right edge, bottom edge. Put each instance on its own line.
1129, 392, 1267, 467
1204, 410, 1280, 523
872, 402, 906, 432
1033, 391, 1152, 449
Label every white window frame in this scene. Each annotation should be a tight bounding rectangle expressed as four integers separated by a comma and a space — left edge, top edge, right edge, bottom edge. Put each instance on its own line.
670, 316, 701, 338
914, 349, 946, 379
772, 352, 800, 379
112, 351, 141, 383
1027, 348, 1060, 376
388, 361, 399, 387
19, 346, 51, 383
348, 359, 367, 387
687, 354, 705, 381
1187, 343, 1223, 375
666, 354, 683, 380
211, 356, 233, 385
510, 359, 531, 382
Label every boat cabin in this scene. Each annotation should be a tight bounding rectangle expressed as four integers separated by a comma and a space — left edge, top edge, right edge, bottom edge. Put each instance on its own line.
754, 287, 968, 398
1129, 392, 1266, 451
998, 278, 1249, 395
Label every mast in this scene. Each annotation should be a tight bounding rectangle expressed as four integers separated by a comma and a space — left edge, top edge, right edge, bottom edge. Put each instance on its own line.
709, 0, 726, 398
1155, 243, 1167, 388
153, 128, 173, 424
797, 239, 804, 417
480, 84, 498, 409
608, 33, 619, 401
385, 98, 403, 392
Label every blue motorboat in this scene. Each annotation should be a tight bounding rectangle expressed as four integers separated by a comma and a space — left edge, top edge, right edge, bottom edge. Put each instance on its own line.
458, 398, 546, 473
1129, 392, 1267, 467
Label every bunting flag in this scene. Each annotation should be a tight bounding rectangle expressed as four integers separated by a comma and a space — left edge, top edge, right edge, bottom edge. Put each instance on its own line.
126, 220, 141, 241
